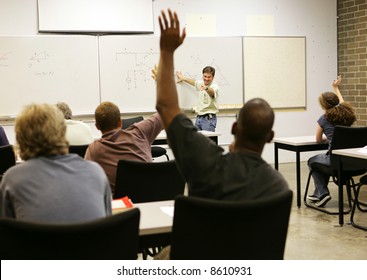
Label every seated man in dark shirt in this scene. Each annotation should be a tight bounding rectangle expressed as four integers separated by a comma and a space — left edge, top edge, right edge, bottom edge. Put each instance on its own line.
154, 9, 289, 201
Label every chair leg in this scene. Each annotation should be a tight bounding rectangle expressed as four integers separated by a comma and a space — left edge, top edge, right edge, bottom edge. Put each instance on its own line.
303, 170, 313, 207
304, 171, 351, 215
350, 183, 367, 231
352, 180, 367, 212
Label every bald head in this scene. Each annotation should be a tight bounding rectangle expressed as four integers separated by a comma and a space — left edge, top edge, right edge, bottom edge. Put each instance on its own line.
233, 98, 274, 153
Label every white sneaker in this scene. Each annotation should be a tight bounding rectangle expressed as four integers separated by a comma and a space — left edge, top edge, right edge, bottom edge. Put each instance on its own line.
307, 194, 319, 202
315, 194, 331, 207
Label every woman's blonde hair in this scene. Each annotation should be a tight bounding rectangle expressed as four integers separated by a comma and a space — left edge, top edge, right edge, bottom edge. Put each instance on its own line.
15, 103, 68, 160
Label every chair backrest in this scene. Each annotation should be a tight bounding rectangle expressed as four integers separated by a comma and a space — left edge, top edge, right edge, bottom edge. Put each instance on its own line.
68, 144, 89, 158
330, 125, 367, 171
0, 208, 140, 260
0, 145, 16, 175
170, 190, 293, 260
121, 116, 144, 129
114, 159, 185, 202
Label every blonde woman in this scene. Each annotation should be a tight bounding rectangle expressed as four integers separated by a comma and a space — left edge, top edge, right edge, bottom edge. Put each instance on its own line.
0, 103, 112, 223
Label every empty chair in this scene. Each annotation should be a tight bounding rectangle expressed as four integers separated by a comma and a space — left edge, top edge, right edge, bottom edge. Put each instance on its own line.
151, 146, 169, 160
68, 144, 89, 158
122, 116, 169, 161
114, 159, 185, 259
114, 159, 185, 202
0, 208, 140, 260
121, 116, 144, 129
170, 190, 293, 260
0, 145, 16, 175
304, 125, 367, 215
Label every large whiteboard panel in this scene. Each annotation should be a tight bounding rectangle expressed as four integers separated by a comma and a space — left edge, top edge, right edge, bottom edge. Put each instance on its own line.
99, 36, 243, 112
0, 36, 100, 117
38, 0, 154, 33
243, 37, 306, 108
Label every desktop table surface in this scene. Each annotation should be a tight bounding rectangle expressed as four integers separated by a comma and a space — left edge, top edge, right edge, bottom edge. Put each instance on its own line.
273, 136, 325, 145
132, 200, 174, 236
333, 147, 367, 159
155, 130, 221, 140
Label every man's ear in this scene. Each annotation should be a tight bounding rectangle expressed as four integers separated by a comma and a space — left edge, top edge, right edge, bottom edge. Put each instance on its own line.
231, 122, 238, 136
95, 122, 100, 131
118, 118, 122, 128
267, 130, 274, 143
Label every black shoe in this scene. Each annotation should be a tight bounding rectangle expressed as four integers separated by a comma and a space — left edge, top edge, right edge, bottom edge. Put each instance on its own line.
315, 194, 331, 207
307, 194, 319, 202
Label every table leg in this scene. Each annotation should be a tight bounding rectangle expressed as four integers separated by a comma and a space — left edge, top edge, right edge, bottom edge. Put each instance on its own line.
274, 144, 279, 170
296, 151, 301, 208
338, 156, 344, 226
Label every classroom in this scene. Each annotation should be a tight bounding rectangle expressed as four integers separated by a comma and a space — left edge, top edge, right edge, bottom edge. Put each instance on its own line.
1, 0, 367, 271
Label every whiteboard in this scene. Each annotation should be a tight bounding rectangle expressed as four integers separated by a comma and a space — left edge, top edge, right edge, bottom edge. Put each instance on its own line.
0, 35, 100, 117
99, 36, 243, 113
38, 0, 154, 34
243, 37, 306, 108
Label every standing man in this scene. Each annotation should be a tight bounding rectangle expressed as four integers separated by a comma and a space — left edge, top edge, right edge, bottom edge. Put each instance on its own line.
176, 66, 219, 131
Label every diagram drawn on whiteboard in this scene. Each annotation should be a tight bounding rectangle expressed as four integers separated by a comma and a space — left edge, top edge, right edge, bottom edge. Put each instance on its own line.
115, 48, 159, 90
28, 51, 50, 68
0, 52, 11, 67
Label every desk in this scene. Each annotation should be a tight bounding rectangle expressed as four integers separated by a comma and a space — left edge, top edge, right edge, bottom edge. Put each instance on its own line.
333, 148, 367, 226
153, 130, 221, 145
113, 200, 174, 250
273, 136, 328, 208
135, 200, 173, 236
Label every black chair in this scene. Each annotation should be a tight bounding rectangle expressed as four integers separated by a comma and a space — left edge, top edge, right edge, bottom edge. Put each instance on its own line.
170, 190, 293, 260
350, 174, 367, 230
114, 159, 185, 259
122, 116, 169, 161
114, 159, 185, 202
68, 144, 89, 158
304, 125, 367, 215
0, 145, 16, 176
121, 116, 144, 129
0, 208, 140, 260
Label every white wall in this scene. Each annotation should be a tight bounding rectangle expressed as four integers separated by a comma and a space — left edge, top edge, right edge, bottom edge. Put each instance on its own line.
0, 0, 337, 163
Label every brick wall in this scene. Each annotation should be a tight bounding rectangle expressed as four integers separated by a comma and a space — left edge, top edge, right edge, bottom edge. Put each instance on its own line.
338, 0, 367, 126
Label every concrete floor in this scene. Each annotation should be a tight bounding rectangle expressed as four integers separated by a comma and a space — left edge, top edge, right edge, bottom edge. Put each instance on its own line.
279, 162, 367, 260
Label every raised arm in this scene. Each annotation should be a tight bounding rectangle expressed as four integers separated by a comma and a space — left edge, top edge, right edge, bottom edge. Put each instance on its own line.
332, 75, 344, 103
156, 9, 186, 129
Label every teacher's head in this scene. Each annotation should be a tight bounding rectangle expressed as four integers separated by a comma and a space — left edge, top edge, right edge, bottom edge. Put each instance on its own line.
15, 103, 68, 160
202, 66, 215, 86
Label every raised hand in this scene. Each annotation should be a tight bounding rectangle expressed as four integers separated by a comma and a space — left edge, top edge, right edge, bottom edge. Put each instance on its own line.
176, 71, 185, 83
332, 75, 342, 88
158, 9, 186, 53
151, 64, 158, 80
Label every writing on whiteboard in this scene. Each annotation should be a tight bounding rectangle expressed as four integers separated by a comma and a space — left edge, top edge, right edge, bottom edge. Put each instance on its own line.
0, 52, 11, 67
28, 51, 50, 68
115, 48, 159, 90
